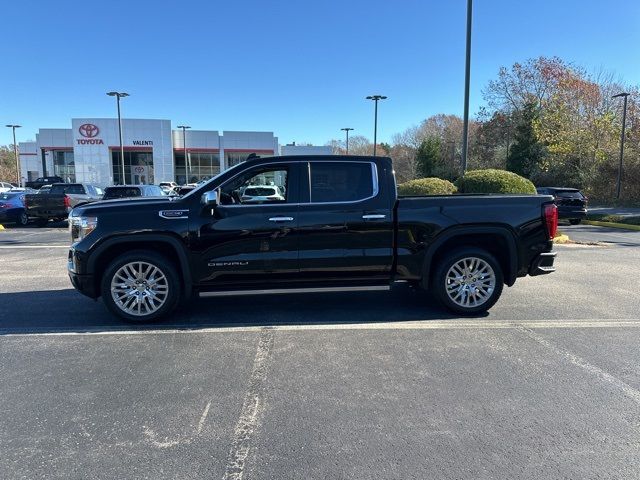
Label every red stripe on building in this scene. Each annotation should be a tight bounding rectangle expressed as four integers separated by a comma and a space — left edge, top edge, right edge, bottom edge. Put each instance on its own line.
19, 153, 38, 155
173, 148, 220, 153
223, 149, 274, 153
41, 147, 73, 151
108, 146, 153, 151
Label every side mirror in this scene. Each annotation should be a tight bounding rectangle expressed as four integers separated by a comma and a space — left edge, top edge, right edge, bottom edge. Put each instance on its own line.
201, 188, 220, 207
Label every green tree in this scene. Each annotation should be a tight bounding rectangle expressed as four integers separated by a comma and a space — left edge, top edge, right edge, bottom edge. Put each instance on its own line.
0, 145, 18, 183
506, 102, 546, 177
416, 137, 441, 178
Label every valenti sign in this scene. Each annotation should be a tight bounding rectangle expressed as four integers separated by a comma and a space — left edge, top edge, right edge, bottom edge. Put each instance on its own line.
77, 124, 104, 144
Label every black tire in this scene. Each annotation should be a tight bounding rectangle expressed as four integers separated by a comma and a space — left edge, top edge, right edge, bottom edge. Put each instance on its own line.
569, 219, 582, 225
431, 247, 504, 316
35, 218, 48, 227
17, 210, 29, 226
101, 250, 181, 322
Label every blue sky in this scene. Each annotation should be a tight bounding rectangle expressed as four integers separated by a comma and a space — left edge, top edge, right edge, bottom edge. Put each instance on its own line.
1, 0, 638, 147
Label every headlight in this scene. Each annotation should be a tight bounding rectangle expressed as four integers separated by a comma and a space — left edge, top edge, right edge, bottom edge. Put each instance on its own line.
70, 216, 98, 243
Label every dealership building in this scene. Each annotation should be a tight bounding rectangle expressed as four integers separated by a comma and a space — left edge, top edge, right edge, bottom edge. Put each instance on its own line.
17, 118, 290, 186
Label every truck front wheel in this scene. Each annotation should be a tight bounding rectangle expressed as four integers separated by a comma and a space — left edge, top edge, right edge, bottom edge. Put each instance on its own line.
101, 251, 181, 322
432, 247, 504, 316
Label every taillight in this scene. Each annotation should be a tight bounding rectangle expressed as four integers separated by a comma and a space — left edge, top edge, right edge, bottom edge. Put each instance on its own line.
64, 195, 71, 209
543, 203, 558, 239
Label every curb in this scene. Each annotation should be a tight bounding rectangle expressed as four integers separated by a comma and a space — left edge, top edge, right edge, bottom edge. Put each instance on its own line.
583, 220, 640, 231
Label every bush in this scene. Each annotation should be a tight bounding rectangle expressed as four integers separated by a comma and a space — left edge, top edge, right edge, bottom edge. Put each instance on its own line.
455, 169, 536, 194
397, 177, 457, 196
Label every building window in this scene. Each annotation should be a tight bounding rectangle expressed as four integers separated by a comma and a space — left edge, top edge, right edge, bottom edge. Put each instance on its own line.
174, 152, 220, 185
53, 151, 75, 183
224, 151, 272, 168
111, 151, 154, 185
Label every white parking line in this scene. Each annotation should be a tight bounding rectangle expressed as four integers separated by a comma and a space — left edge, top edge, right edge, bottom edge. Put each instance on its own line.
519, 326, 640, 405
223, 328, 274, 480
0, 245, 69, 248
2, 318, 640, 337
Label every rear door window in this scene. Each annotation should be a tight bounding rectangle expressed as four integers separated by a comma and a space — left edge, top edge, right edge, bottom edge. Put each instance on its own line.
308, 162, 375, 203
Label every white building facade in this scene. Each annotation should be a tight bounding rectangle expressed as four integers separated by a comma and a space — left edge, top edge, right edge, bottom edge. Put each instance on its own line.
19, 118, 280, 187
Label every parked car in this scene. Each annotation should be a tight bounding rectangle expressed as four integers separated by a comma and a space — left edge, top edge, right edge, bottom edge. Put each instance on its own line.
102, 185, 167, 201
159, 182, 178, 190
0, 191, 30, 226
0, 181, 15, 193
68, 155, 558, 322
25, 176, 64, 190
241, 185, 285, 203
536, 187, 587, 224
176, 185, 196, 196
24, 183, 102, 226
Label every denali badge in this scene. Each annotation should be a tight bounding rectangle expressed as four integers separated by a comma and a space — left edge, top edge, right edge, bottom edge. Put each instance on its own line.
208, 261, 249, 267
158, 210, 189, 219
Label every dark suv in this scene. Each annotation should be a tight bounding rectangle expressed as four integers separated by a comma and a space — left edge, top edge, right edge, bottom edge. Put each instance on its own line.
536, 187, 587, 224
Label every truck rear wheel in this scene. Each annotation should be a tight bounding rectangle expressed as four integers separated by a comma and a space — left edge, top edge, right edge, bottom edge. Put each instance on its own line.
101, 250, 180, 322
431, 247, 504, 316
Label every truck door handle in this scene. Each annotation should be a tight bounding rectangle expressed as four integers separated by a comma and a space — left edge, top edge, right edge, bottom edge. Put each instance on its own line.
269, 216, 294, 222
362, 214, 386, 220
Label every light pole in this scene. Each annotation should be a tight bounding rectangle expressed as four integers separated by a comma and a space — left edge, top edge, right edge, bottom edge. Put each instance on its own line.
107, 91, 129, 184
177, 125, 191, 182
612, 92, 630, 200
461, 0, 473, 173
366, 95, 387, 156
340, 127, 354, 154
5, 125, 22, 186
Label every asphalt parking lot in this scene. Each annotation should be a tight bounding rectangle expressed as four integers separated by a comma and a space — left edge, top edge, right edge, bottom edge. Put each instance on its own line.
2, 222, 640, 479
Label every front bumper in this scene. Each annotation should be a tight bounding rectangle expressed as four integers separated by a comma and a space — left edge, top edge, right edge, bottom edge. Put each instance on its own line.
529, 251, 557, 276
68, 247, 98, 298
68, 271, 98, 298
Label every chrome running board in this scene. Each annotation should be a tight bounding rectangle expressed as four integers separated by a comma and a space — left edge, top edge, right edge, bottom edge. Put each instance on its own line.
199, 285, 390, 298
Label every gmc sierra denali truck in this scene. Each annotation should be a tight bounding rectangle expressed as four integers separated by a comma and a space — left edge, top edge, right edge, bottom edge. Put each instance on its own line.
68, 155, 558, 322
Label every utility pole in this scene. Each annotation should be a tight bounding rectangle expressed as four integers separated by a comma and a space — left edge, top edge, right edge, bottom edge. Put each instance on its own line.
107, 91, 129, 184
366, 95, 387, 156
612, 92, 630, 200
341, 127, 354, 154
177, 125, 191, 181
461, 0, 473, 173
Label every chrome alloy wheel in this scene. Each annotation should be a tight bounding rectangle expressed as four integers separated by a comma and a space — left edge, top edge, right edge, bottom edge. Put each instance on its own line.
445, 257, 496, 308
110, 261, 169, 316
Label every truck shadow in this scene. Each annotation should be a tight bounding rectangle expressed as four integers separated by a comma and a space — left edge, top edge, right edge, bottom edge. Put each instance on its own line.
0, 285, 475, 335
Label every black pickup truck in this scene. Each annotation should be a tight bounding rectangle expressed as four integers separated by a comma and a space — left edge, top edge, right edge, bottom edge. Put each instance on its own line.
68, 155, 558, 321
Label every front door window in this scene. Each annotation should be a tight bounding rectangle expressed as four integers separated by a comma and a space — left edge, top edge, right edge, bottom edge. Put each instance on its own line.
220, 167, 288, 205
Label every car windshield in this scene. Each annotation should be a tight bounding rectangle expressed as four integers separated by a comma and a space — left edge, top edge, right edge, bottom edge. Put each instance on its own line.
244, 187, 276, 196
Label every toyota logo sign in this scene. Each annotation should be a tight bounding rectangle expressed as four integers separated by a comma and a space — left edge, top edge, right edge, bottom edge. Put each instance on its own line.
79, 124, 99, 138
